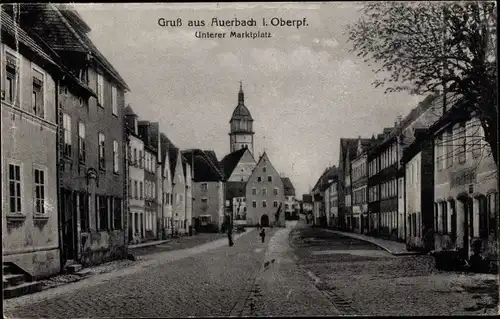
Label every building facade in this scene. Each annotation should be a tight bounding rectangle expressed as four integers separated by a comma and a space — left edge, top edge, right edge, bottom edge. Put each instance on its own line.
431, 105, 498, 260
182, 149, 225, 232
402, 129, 435, 250
19, 4, 130, 267
328, 180, 339, 227
124, 105, 145, 244
159, 133, 173, 239
1, 10, 61, 278
351, 138, 369, 234
282, 177, 297, 220
138, 121, 159, 239
245, 152, 285, 226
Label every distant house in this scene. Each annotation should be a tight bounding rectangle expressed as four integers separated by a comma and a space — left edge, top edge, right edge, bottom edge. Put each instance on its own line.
159, 133, 173, 239
311, 166, 338, 227
124, 105, 146, 244
350, 137, 373, 234
302, 194, 313, 223
220, 147, 257, 225
245, 152, 285, 227
182, 149, 225, 232
282, 177, 297, 220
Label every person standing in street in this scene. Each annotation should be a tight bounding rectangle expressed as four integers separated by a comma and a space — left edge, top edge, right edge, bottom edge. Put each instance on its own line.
260, 228, 266, 243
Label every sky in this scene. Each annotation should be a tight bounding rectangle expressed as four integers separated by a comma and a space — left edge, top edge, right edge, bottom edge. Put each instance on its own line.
76, 2, 423, 197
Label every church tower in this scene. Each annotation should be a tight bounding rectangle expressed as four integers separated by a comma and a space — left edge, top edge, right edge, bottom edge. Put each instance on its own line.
229, 81, 255, 155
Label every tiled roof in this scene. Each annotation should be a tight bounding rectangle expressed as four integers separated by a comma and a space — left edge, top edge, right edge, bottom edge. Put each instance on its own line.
281, 177, 296, 196
219, 148, 247, 180
225, 181, 246, 200
16, 4, 129, 91
1, 10, 59, 68
181, 150, 224, 182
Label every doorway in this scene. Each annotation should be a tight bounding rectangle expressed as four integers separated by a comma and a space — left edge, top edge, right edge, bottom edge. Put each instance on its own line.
461, 197, 474, 258
261, 214, 270, 227
61, 189, 77, 263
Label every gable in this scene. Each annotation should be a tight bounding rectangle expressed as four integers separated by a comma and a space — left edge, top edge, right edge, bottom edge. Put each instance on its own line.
174, 151, 185, 185
228, 149, 256, 182
247, 153, 283, 188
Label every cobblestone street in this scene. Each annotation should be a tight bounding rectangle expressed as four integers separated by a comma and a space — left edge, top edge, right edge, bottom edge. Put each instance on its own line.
290, 223, 499, 316
4, 222, 498, 317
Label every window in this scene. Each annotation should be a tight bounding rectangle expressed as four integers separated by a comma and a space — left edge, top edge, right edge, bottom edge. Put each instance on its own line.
470, 118, 483, 158
252, 188, 256, 195
262, 188, 267, 196
97, 195, 108, 231
97, 74, 104, 106
262, 201, 267, 208
268, 176, 272, 182
274, 201, 278, 207
113, 140, 119, 173
78, 122, 86, 163
79, 192, 89, 232
32, 68, 44, 118
133, 148, 137, 165
128, 179, 132, 198
201, 183, 208, 192
134, 181, 138, 199
263, 167, 266, 172
201, 197, 208, 204
34, 168, 46, 214
257, 176, 262, 182
139, 150, 143, 168
112, 85, 118, 115
252, 201, 256, 208
4, 53, 19, 105
111, 197, 122, 230
454, 123, 466, 164
140, 182, 143, 199
9, 164, 22, 213
399, 179, 403, 198
63, 114, 72, 158
487, 193, 498, 237
274, 188, 278, 195
98, 133, 105, 170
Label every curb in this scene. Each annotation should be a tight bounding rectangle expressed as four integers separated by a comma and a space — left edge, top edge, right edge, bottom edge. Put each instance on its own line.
128, 240, 170, 249
322, 229, 422, 256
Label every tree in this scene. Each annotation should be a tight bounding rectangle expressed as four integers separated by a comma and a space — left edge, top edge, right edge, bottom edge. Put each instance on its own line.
347, 1, 498, 166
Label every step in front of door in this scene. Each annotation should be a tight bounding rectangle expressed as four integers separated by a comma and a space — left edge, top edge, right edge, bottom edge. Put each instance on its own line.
3, 281, 43, 299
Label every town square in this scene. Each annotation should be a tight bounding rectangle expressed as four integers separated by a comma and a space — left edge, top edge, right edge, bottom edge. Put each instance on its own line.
1, 2, 498, 317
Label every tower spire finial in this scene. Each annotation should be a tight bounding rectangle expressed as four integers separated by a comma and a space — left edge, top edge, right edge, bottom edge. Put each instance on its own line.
238, 81, 244, 105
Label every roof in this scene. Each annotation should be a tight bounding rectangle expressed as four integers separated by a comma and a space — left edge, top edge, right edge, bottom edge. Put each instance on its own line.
225, 181, 246, 200
302, 194, 313, 203
17, 4, 130, 91
181, 149, 224, 182
401, 128, 431, 164
219, 148, 247, 180
231, 83, 253, 121
312, 166, 338, 192
281, 177, 296, 196
1, 10, 59, 69
124, 104, 137, 117
203, 150, 219, 169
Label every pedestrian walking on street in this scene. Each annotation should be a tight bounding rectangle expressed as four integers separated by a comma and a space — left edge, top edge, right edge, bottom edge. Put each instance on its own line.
260, 228, 266, 243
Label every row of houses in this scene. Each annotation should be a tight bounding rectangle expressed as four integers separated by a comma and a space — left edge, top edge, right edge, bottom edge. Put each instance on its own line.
1, 4, 300, 290
310, 92, 498, 260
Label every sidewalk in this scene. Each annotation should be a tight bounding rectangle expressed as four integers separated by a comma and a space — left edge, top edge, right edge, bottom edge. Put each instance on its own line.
37, 229, 254, 292
323, 229, 422, 256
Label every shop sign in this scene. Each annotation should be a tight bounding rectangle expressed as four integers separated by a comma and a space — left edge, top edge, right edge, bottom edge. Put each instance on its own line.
450, 168, 477, 188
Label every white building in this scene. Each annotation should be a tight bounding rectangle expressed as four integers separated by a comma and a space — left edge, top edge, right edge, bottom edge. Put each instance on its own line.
124, 105, 145, 244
